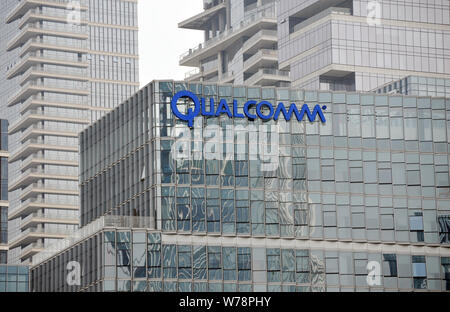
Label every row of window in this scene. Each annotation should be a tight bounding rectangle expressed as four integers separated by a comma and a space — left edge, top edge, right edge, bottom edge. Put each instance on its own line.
29, 230, 450, 292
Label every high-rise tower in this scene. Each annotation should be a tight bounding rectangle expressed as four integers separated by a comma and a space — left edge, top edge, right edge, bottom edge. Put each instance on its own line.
179, 0, 289, 87
1, 0, 139, 264
277, 0, 450, 91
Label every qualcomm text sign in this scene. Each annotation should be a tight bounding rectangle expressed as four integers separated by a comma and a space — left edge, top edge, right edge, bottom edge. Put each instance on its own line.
171, 90, 327, 127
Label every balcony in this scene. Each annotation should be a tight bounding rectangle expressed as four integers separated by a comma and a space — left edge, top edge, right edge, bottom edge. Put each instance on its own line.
242, 29, 277, 55
7, 80, 90, 107
20, 242, 45, 260
20, 37, 88, 58
244, 68, 290, 86
7, 51, 88, 80
21, 212, 79, 231
6, 0, 88, 24
20, 182, 78, 201
20, 95, 90, 113
20, 65, 88, 86
179, 0, 226, 30
9, 137, 80, 163
21, 153, 78, 172
7, 22, 88, 51
185, 66, 219, 82
9, 166, 78, 192
185, 68, 201, 80
8, 106, 90, 134
8, 226, 74, 250
18, 8, 88, 29
180, 7, 277, 67
20, 124, 80, 143
8, 198, 78, 221
290, 6, 352, 37
243, 49, 278, 73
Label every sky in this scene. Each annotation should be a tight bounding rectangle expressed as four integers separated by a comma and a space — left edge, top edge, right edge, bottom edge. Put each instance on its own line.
138, 0, 204, 87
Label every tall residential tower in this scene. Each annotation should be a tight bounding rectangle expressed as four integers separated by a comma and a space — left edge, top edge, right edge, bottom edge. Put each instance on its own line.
0, 120, 8, 264
1, 0, 139, 264
179, 0, 289, 87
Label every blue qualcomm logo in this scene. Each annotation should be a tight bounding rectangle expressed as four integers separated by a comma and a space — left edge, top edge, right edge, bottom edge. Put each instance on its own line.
171, 90, 327, 127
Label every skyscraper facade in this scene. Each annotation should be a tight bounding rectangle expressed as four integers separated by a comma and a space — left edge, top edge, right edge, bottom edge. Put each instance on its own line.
0, 120, 8, 264
30, 81, 450, 292
181, 1, 450, 93
277, 0, 450, 91
179, 0, 290, 87
0, 0, 139, 264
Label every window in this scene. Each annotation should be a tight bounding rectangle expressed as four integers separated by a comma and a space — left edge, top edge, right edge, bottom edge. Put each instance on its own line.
207, 189, 220, 233
412, 256, 427, 289
410, 213, 424, 242
383, 254, 397, 277
282, 250, 295, 283
208, 246, 222, 281
162, 245, 177, 279
222, 247, 236, 281
0, 207, 7, 245
442, 258, 450, 291
147, 233, 161, 279
178, 246, 192, 279
296, 250, 310, 283
0, 251, 6, 264
237, 247, 251, 281
0, 158, 7, 201
193, 246, 207, 280
438, 215, 450, 244
117, 232, 131, 279
176, 187, 190, 232
267, 249, 281, 283
132, 232, 146, 278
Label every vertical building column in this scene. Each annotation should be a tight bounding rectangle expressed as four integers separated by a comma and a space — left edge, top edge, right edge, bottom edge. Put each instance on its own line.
225, 0, 231, 30
218, 51, 223, 80
204, 20, 211, 42
211, 18, 218, 38
218, 12, 225, 33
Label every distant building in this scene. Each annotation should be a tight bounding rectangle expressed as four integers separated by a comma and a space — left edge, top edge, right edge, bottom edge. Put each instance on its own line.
179, 0, 289, 87
0, 0, 139, 264
278, 0, 450, 91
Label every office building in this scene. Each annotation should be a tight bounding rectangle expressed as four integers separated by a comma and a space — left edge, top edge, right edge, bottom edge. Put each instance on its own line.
179, 0, 290, 87
30, 81, 450, 292
1, 0, 139, 264
375, 76, 450, 99
277, 0, 450, 91
0, 264, 29, 292
0, 120, 8, 264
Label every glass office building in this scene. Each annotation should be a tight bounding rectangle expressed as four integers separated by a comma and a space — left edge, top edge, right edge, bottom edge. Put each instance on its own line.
0, 265, 29, 292
30, 81, 450, 292
0, 0, 139, 264
375, 76, 450, 99
0, 120, 9, 264
181, 1, 450, 93
277, 0, 450, 91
